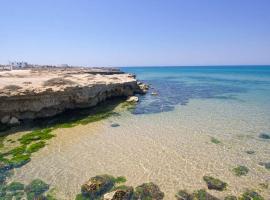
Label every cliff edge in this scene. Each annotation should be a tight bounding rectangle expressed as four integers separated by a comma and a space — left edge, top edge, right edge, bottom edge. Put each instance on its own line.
0, 67, 147, 124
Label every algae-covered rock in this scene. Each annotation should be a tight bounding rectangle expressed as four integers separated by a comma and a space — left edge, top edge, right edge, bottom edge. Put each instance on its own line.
233, 166, 249, 176
103, 185, 133, 200
5, 181, 24, 192
239, 189, 264, 200
203, 176, 227, 191
192, 189, 220, 200
133, 182, 164, 200
25, 179, 49, 199
175, 190, 193, 200
224, 195, 237, 200
81, 174, 115, 198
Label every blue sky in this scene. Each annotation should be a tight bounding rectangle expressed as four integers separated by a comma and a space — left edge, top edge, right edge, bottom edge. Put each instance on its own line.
0, 0, 270, 66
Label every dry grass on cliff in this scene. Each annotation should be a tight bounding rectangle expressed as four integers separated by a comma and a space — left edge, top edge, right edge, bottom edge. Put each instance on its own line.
43, 77, 76, 86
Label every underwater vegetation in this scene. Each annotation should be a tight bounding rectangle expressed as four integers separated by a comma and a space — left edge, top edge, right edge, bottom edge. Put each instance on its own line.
232, 166, 249, 176
0, 178, 55, 200
210, 137, 221, 144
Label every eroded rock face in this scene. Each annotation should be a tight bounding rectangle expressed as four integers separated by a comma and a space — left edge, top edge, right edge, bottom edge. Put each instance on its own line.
0, 68, 146, 122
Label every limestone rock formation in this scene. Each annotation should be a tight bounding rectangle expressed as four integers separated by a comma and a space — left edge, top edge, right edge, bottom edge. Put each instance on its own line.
0, 68, 147, 123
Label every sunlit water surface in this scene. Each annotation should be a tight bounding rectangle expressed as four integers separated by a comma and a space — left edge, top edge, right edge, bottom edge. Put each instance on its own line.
8, 66, 270, 199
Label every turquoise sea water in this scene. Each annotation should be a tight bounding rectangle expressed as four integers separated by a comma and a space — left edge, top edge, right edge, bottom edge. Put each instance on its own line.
122, 66, 270, 115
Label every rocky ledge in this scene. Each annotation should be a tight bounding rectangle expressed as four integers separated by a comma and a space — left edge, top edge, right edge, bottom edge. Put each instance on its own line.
0, 67, 148, 125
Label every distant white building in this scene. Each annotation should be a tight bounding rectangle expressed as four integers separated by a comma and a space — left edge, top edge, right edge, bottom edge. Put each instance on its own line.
9, 61, 28, 68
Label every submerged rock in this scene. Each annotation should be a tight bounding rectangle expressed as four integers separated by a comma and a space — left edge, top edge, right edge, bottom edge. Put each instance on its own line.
192, 189, 220, 200
239, 189, 264, 200
203, 176, 227, 191
259, 133, 270, 139
103, 186, 133, 200
81, 175, 115, 198
175, 190, 193, 200
111, 123, 120, 128
5, 182, 25, 192
133, 182, 164, 200
25, 179, 49, 198
232, 165, 249, 176
259, 162, 270, 170
245, 150, 255, 155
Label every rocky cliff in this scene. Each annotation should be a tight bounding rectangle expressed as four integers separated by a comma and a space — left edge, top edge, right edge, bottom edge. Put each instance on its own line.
0, 68, 147, 124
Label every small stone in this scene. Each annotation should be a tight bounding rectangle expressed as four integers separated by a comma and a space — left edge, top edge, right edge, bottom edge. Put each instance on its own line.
151, 92, 158, 96
111, 123, 120, 128
246, 150, 255, 155
1, 115, 10, 124
126, 96, 139, 102
8, 117, 20, 125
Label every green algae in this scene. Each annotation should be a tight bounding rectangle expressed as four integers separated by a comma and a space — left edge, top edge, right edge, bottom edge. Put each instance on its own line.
19, 128, 55, 145
114, 176, 127, 184
10, 154, 31, 168
210, 137, 221, 144
26, 141, 46, 153
0, 136, 5, 149
5, 182, 25, 192
233, 165, 249, 176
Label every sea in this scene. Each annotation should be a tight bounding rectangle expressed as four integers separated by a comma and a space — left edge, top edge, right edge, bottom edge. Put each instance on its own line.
8, 66, 270, 199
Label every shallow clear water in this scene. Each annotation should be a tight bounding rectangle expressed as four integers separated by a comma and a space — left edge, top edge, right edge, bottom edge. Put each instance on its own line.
8, 66, 270, 199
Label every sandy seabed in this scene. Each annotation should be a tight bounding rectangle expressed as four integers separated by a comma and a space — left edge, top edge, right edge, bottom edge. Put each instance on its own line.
8, 98, 270, 200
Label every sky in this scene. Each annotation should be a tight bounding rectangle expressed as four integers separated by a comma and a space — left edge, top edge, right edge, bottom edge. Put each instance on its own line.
0, 0, 270, 66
